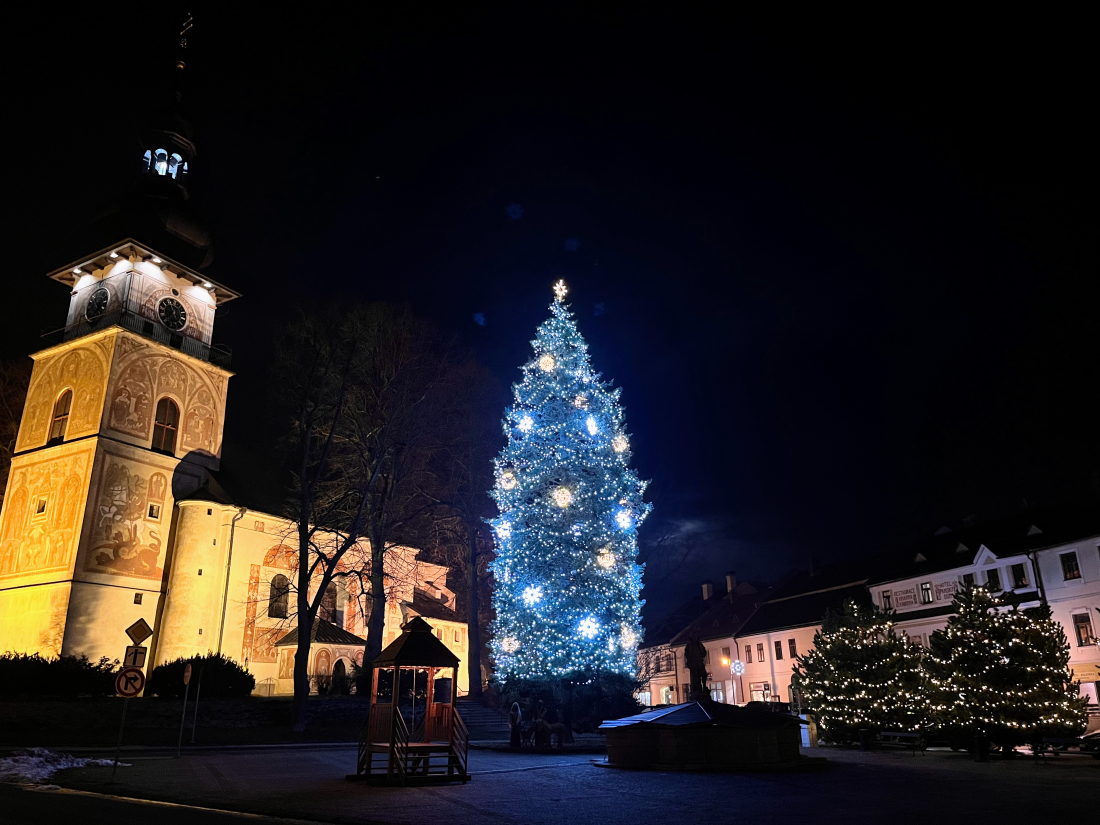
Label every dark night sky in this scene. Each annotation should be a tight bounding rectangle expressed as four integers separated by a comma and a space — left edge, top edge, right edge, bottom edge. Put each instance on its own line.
4, 8, 1097, 622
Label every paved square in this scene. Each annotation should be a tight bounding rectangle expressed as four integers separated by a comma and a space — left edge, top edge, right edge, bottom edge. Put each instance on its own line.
8, 744, 1088, 825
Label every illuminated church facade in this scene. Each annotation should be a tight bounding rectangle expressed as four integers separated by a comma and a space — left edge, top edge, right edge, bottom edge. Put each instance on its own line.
0, 68, 468, 696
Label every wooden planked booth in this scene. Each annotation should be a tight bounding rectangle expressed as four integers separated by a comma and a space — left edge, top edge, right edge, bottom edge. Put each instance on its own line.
353, 617, 470, 785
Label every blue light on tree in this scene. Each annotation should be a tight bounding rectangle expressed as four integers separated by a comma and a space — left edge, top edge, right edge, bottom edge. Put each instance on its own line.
490, 280, 650, 678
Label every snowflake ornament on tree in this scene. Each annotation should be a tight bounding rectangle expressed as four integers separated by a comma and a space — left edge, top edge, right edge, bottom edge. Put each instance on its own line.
489, 281, 650, 678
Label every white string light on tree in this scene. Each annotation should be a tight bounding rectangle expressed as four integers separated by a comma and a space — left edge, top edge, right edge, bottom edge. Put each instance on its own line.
489, 281, 650, 678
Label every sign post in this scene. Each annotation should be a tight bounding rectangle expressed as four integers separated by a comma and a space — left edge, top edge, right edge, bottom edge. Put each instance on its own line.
111, 618, 153, 784
190, 665, 204, 744
177, 663, 192, 758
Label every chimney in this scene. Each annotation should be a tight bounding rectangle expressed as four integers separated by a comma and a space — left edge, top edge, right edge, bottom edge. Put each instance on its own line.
701, 580, 714, 601
725, 571, 737, 593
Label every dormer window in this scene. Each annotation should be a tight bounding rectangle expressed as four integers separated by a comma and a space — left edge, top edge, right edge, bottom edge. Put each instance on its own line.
48, 389, 73, 446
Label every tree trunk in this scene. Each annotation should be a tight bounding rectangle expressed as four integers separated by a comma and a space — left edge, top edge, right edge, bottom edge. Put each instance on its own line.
366, 520, 387, 661
292, 593, 314, 733
466, 517, 483, 698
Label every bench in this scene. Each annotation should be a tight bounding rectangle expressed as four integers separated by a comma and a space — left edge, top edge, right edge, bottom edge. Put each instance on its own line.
1034, 737, 1100, 759
879, 731, 925, 755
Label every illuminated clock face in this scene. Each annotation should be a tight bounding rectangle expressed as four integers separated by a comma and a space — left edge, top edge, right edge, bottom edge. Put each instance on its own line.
85, 288, 109, 321
158, 297, 188, 331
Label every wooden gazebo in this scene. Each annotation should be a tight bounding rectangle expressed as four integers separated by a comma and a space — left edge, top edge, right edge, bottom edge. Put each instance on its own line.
353, 617, 470, 784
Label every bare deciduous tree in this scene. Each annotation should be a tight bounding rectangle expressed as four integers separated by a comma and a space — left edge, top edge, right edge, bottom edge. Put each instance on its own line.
275, 304, 452, 730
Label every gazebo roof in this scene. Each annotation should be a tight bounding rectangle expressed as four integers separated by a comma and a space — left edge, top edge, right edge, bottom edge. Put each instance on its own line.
372, 617, 460, 669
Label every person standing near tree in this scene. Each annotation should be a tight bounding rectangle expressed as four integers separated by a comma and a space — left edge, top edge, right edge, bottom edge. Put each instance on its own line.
508, 702, 522, 748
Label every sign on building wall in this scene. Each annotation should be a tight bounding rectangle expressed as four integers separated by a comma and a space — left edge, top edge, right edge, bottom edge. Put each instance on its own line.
934, 581, 957, 602
893, 587, 918, 609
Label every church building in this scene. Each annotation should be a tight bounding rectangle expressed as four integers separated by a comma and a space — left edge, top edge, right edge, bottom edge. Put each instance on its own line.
0, 56, 468, 695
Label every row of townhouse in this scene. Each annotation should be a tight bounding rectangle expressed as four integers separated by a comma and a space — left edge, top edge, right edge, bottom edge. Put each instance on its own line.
637, 509, 1100, 709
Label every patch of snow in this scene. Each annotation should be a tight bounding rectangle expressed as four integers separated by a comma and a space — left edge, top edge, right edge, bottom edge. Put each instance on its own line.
0, 748, 126, 784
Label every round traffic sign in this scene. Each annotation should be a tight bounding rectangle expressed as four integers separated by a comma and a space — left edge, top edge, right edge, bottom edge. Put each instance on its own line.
115, 666, 146, 697
183, 663, 192, 685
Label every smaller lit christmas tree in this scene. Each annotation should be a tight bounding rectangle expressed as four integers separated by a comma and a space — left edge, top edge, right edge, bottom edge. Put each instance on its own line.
927, 586, 1088, 749
792, 600, 927, 743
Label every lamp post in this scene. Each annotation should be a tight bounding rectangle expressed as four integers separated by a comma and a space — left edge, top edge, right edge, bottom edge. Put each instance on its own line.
730, 660, 745, 705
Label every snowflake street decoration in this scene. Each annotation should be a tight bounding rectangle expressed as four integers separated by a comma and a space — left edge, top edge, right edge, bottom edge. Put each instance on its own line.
490, 282, 650, 678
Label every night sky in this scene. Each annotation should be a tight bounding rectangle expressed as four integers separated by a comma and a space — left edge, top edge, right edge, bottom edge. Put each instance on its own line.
5, 9, 1096, 622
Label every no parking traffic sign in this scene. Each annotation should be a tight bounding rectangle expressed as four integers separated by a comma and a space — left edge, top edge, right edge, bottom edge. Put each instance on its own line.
115, 666, 146, 698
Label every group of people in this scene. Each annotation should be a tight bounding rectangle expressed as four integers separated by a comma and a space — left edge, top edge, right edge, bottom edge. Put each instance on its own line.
508, 699, 571, 748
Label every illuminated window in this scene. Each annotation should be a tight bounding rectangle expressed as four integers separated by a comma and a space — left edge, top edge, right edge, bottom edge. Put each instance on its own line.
152, 398, 179, 454
774, 640, 783, 660
154, 149, 168, 175
721, 646, 730, 666
881, 590, 892, 610
920, 582, 933, 604
48, 389, 72, 445
268, 574, 289, 619
1010, 563, 1028, 589
1073, 613, 1095, 647
788, 638, 797, 658
986, 569, 1001, 592
744, 644, 752, 663
1060, 553, 1080, 581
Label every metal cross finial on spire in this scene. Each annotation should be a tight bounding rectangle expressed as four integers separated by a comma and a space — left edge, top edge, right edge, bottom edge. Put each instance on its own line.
175, 13, 193, 71
553, 280, 568, 302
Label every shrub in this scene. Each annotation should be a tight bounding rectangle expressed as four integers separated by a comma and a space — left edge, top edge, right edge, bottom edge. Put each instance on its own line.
0, 653, 118, 697
499, 671, 641, 732
147, 653, 255, 698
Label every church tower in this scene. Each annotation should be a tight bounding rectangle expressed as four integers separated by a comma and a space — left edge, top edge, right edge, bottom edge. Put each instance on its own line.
0, 30, 241, 662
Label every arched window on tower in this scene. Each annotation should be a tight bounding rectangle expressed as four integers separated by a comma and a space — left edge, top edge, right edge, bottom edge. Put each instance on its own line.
168, 153, 182, 179
152, 397, 179, 454
268, 574, 290, 619
48, 389, 73, 446
319, 583, 337, 624
141, 150, 152, 173
154, 149, 168, 176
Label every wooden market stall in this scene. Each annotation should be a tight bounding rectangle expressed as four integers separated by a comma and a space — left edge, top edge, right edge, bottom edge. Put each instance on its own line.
353, 617, 470, 785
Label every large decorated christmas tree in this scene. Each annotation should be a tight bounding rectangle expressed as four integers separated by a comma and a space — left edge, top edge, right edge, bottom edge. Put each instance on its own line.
489, 282, 650, 679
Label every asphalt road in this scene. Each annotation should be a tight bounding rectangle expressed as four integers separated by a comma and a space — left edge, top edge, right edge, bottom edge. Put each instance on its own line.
2, 744, 1097, 824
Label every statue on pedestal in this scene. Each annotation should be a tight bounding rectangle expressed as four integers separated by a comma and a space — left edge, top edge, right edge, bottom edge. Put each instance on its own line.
683, 635, 710, 702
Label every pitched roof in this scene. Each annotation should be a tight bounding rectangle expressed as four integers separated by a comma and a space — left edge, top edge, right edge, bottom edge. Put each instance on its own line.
372, 617, 460, 669
274, 618, 366, 647
868, 506, 1100, 586
599, 701, 799, 731
669, 584, 765, 646
409, 588, 462, 623
736, 583, 872, 636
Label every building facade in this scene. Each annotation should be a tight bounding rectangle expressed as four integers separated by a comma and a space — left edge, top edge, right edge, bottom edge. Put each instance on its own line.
0, 100, 468, 695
